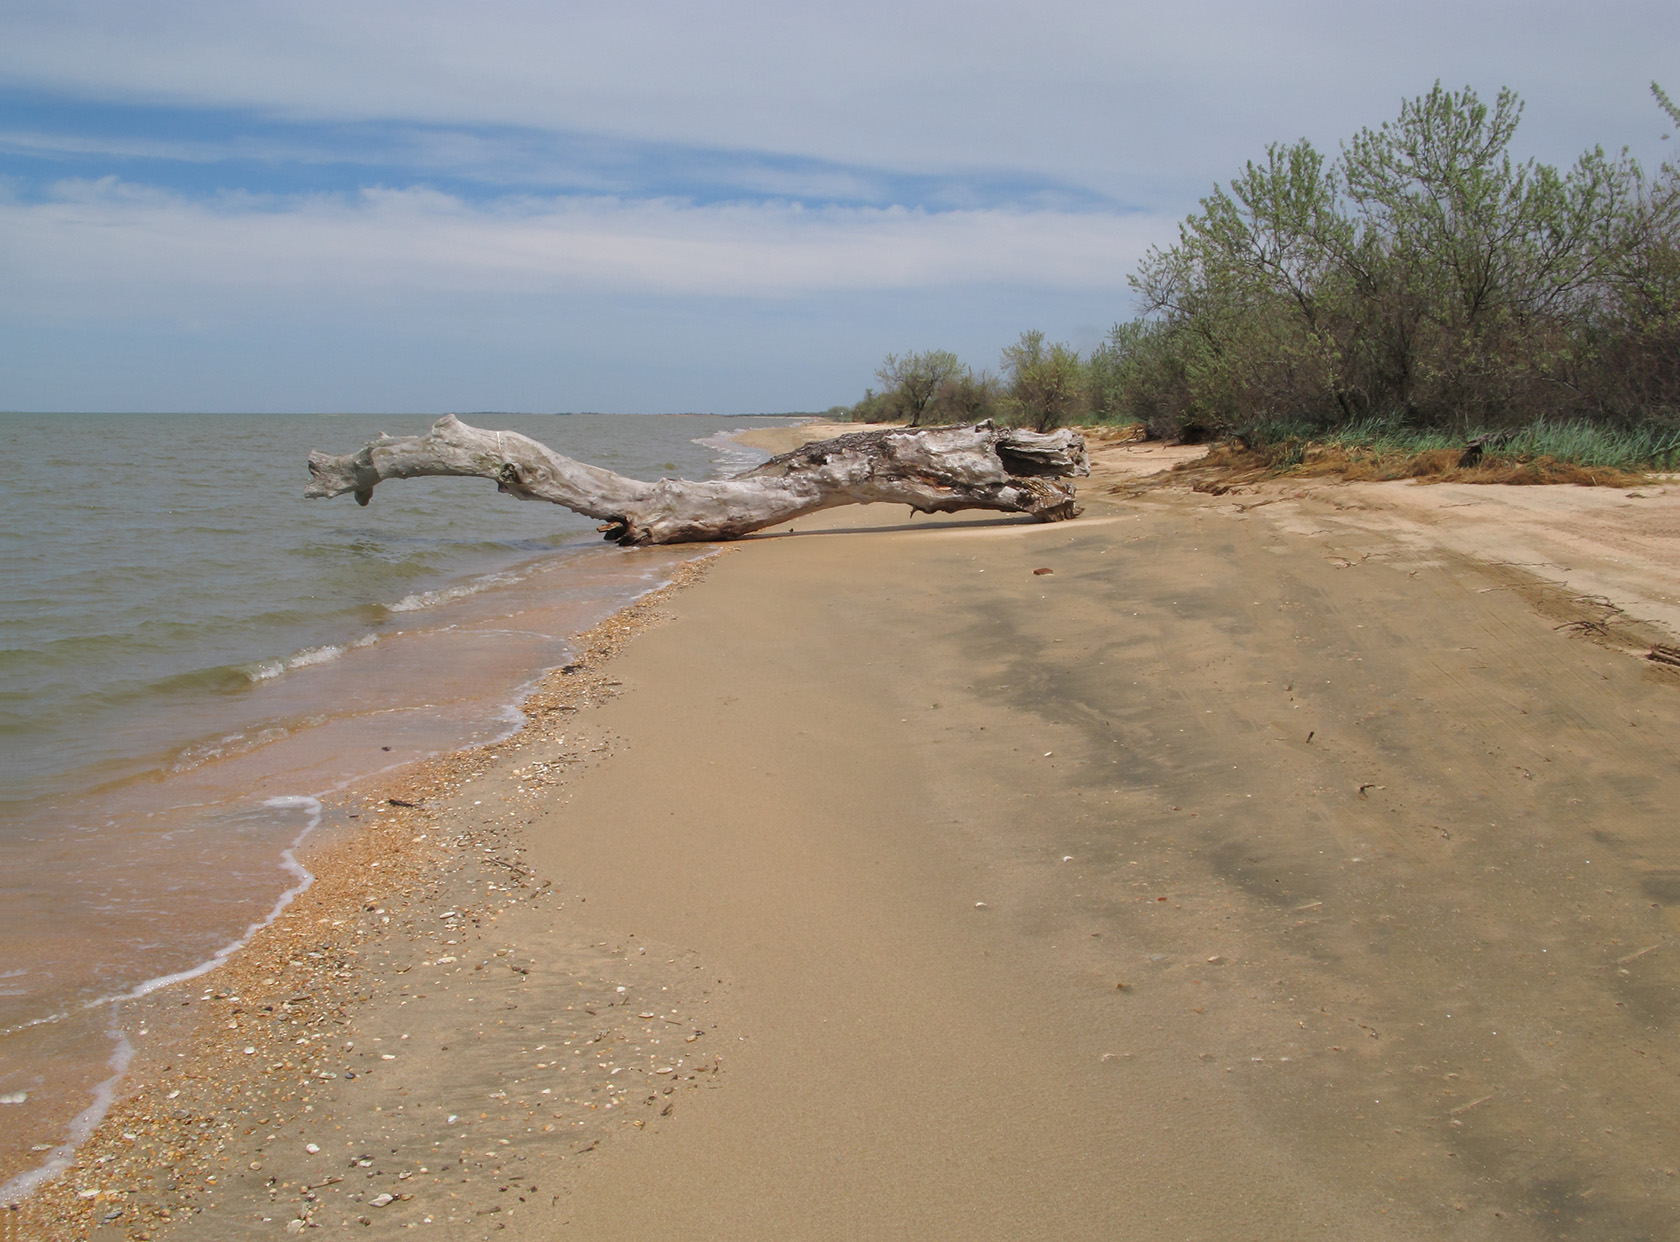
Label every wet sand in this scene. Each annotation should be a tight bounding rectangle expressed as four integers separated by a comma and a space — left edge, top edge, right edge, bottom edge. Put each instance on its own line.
16, 436, 1680, 1240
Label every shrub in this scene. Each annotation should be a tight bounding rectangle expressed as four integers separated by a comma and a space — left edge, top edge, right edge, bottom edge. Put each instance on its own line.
1122, 83, 1680, 441
1000, 330, 1088, 431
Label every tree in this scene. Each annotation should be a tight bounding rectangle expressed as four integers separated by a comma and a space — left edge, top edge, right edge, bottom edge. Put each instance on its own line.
928, 368, 1001, 423
1131, 138, 1356, 431
875, 350, 967, 426
1087, 319, 1198, 437
1000, 330, 1088, 432
1116, 82, 1667, 437
1342, 83, 1643, 422
847, 386, 894, 422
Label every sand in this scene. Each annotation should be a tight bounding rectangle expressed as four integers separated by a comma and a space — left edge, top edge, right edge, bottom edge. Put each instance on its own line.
15, 430, 1680, 1240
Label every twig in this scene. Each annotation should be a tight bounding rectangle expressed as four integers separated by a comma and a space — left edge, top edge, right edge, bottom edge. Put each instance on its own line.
1448, 1094, 1495, 1116
1615, 944, 1662, 965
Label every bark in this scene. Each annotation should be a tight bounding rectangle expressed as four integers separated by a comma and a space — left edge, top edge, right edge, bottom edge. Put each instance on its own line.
306, 416, 1088, 545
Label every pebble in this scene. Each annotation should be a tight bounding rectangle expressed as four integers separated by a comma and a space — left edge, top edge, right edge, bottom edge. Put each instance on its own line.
304, 1143, 320, 1154
370, 1193, 394, 1207
0, 1091, 28, 1104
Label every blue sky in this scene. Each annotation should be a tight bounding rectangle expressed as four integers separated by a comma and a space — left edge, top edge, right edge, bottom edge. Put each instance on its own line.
2, 0, 1677, 413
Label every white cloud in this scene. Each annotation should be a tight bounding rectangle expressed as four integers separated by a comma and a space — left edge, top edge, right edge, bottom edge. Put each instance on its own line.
1, 180, 1167, 310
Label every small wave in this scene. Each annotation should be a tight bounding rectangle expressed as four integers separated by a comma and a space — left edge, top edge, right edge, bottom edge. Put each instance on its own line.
387, 569, 524, 613
244, 643, 344, 681
168, 724, 292, 773
692, 431, 771, 479
241, 633, 378, 683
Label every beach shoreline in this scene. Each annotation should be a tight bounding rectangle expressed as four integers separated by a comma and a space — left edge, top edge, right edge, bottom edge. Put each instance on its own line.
15, 428, 1680, 1239
0, 413, 804, 1214
9, 553, 733, 1239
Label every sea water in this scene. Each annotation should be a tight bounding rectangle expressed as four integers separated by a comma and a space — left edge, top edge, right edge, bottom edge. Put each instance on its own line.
0, 411, 796, 1197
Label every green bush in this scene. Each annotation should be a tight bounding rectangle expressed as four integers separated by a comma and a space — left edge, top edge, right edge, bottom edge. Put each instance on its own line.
1000, 330, 1088, 431
847, 84, 1679, 453
1112, 83, 1680, 441
846, 351, 1004, 425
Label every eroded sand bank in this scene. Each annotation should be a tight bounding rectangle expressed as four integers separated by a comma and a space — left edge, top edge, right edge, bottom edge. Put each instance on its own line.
19, 434, 1680, 1240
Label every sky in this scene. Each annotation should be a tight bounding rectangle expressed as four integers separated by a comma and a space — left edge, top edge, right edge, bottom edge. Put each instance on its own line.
2, 1, 1677, 413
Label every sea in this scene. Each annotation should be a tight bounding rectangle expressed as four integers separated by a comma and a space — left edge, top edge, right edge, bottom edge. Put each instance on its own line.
0, 411, 800, 1200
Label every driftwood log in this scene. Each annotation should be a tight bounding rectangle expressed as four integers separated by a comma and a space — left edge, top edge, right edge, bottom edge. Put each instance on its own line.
306, 415, 1088, 545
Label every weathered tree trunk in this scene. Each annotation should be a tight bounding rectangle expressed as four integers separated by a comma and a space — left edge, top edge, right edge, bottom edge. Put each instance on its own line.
306, 416, 1088, 545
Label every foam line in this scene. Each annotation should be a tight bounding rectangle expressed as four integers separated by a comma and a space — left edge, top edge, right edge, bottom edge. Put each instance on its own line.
0, 796, 321, 1205
116, 796, 320, 1004
0, 1020, 134, 1205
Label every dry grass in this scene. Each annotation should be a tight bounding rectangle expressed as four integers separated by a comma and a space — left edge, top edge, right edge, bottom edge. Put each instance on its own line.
1180, 441, 1651, 490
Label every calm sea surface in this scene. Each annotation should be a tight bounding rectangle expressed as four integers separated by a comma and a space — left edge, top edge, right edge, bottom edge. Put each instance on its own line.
0, 411, 794, 1198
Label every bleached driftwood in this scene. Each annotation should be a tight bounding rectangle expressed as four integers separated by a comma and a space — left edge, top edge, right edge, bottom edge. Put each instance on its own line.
306, 415, 1088, 545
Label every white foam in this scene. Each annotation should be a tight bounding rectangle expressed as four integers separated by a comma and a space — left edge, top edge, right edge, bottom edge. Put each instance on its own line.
491, 702, 528, 744
169, 724, 293, 774
692, 431, 771, 478
243, 633, 376, 683
119, 797, 319, 1003
388, 570, 521, 614
0, 796, 321, 1206
0, 1026, 133, 1206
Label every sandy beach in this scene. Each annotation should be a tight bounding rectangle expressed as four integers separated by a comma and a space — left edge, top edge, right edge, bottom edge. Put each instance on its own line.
16, 427, 1680, 1241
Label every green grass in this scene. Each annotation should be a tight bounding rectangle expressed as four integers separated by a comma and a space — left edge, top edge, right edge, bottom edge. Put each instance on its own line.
1244, 416, 1680, 471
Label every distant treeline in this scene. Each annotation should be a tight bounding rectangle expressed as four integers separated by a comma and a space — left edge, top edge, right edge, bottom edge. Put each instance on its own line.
845, 83, 1680, 452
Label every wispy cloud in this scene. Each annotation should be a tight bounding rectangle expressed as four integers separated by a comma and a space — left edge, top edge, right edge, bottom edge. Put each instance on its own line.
2, 178, 1163, 305
0, 103, 1117, 211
